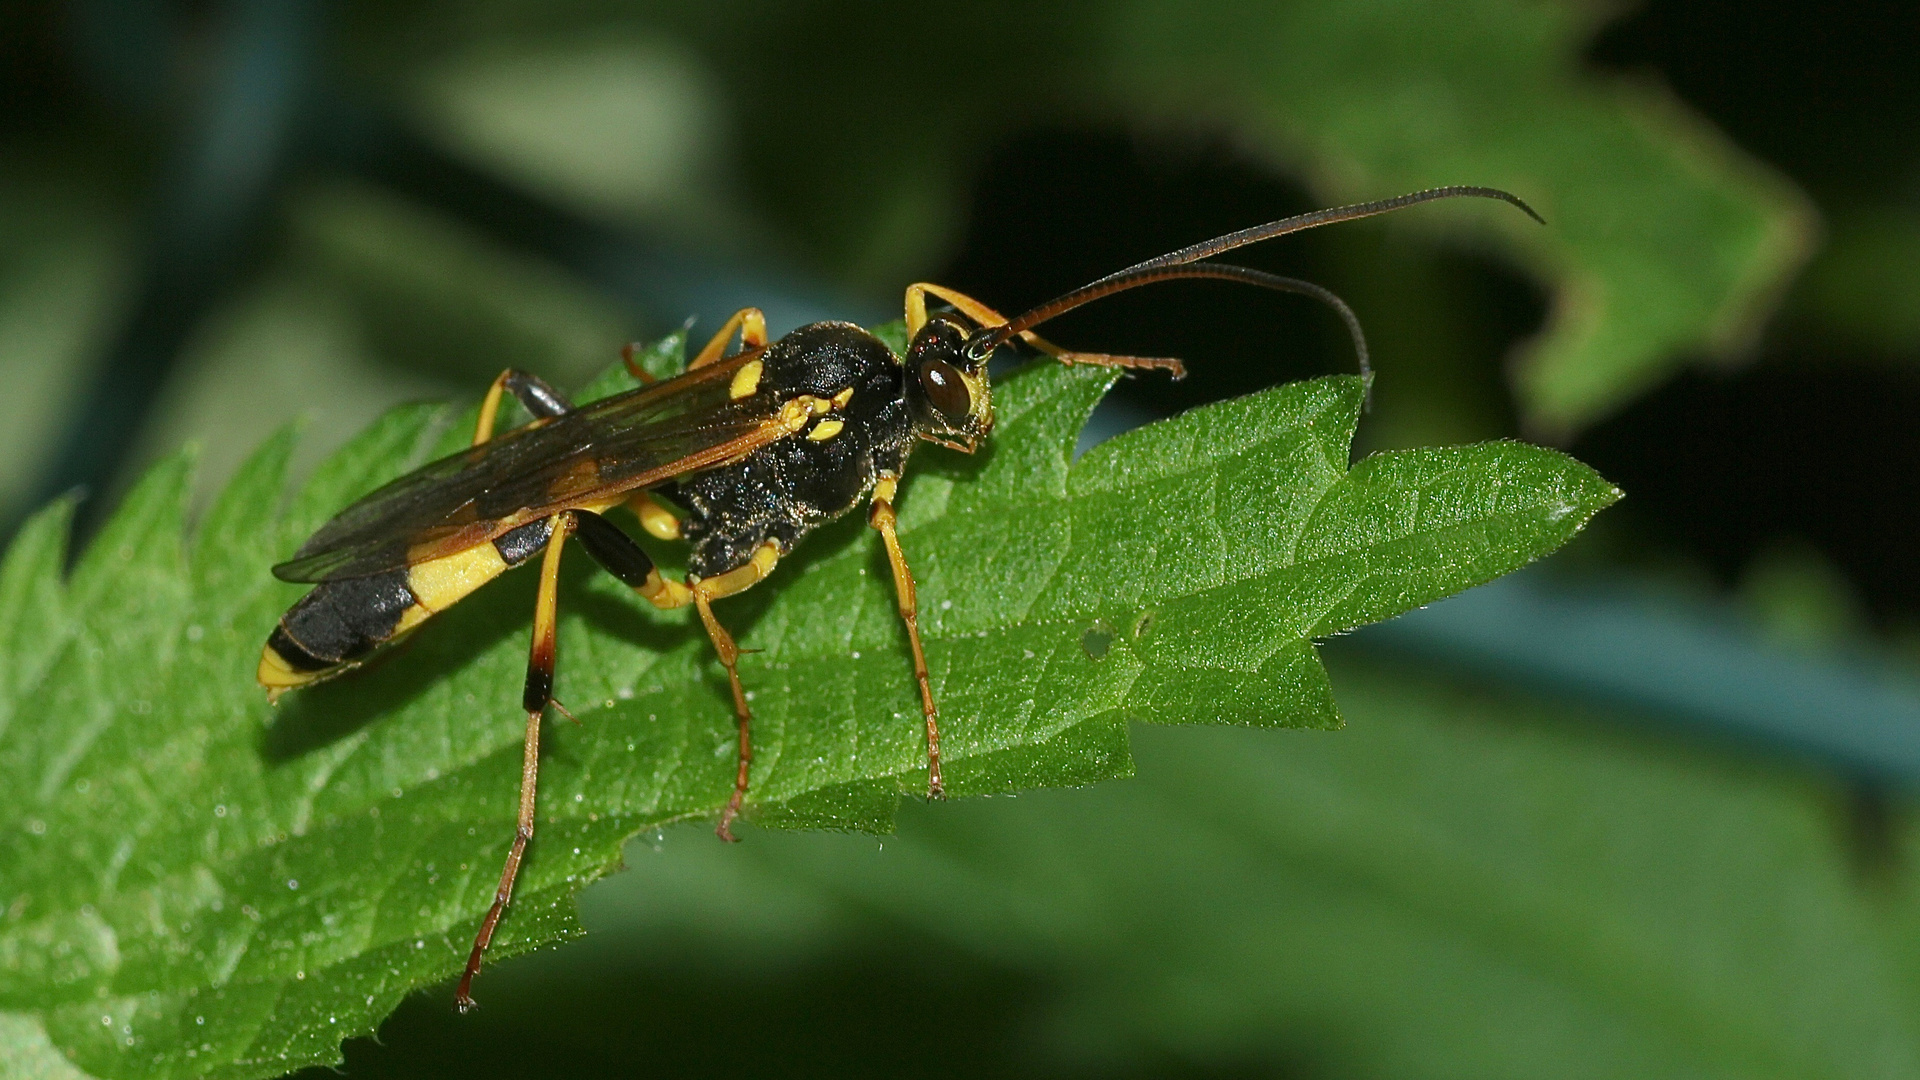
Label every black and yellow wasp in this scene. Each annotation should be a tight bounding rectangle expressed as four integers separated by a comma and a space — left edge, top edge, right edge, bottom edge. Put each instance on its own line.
256, 186, 1539, 1008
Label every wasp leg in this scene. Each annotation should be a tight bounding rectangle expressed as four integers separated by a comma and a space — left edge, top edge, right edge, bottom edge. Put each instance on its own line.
688, 307, 769, 371
626, 492, 683, 541
572, 510, 778, 840
904, 283, 1185, 376
691, 545, 781, 840
457, 511, 574, 1012
867, 475, 943, 798
572, 508, 693, 609
474, 370, 575, 446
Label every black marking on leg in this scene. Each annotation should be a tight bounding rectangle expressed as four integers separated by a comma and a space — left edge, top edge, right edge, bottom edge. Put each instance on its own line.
573, 509, 657, 589
494, 518, 555, 567
522, 664, 554, 715
277, 568, 417, 665
503, 371, 573, 418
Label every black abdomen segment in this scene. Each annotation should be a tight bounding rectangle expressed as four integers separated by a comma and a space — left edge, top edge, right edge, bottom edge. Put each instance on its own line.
268, 568, 418, 672
259, 518, 561, 694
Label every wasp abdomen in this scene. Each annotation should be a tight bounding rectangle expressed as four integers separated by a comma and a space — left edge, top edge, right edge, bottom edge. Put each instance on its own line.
258, 518, 559, 695
259, 569, 417, 691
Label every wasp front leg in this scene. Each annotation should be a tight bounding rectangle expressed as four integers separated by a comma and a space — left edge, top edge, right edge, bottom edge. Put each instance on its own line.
904, 283, 1185, 376
571, 510, 779, 841
868, 474, 943, 798
457, 511, 574, 1012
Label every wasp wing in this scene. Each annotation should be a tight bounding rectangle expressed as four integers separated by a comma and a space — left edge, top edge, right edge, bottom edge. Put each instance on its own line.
274, 352, 784, 583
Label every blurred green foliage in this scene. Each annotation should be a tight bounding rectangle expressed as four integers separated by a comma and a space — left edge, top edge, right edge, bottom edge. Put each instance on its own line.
340, 0, 1813, 432
1793, 207, 1920, 357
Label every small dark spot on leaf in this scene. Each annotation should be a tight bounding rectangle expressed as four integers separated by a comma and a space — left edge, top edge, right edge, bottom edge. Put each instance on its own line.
1131, 608, 1157, 640
1081, 622, 1115, 661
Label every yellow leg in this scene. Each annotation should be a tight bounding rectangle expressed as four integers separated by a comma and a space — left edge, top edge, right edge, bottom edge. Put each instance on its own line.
457, 512, 572, 1011
695, 592, 754, 843
678, 542, 781, 840
580, 528, 777, 840
626, 492, 683, 541
689, 307, 769, 371
867, 476, 943, 798
904, 283, 1185, 376
474, 370, 514, 446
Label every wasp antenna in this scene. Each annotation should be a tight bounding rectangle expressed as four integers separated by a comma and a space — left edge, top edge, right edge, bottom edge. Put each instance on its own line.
1181, 265, 1368, 385
966, 185, 1540, 360
998, 263, 1371, 382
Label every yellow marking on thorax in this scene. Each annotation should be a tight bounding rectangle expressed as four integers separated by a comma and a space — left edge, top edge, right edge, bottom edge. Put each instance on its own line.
729, 359, 764, 400
408, 542, 511, 613
807, 418, 845, 441
776, 398, 812, 433
832, 386, 854, 408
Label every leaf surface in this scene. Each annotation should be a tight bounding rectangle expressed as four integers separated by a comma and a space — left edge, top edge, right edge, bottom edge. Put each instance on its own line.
564, 653, 1920, 1080
0, 336, 1615, 1077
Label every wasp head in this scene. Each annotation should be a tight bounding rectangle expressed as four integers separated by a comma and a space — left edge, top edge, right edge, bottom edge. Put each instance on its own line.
903, 312, 993, 453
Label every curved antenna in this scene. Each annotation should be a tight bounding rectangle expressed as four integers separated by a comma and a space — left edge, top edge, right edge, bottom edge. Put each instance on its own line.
1054, 263, 1371, 382
965, 185, 1542, 361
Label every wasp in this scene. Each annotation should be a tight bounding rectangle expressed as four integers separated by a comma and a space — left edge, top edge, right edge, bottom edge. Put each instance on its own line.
256, 186, 1539, 1008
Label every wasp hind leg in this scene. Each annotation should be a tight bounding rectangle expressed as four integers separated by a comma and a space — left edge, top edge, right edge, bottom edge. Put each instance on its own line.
474, 370, 574, 446
868, 476, 943, 798
456, 511, 574, 1012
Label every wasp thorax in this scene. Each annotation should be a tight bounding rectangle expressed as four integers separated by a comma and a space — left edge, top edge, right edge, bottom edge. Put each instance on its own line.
904, 312, 993, 450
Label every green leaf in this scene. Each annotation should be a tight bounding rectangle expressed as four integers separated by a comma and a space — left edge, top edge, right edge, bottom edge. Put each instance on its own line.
0, 335, 1614, 1078
565, 652, 1920, 1080
1096, 0, 1817, 432
1792, 204, 1920, 355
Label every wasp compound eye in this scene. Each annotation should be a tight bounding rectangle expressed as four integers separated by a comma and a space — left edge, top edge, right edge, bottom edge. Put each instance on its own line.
919, 358, 972, 421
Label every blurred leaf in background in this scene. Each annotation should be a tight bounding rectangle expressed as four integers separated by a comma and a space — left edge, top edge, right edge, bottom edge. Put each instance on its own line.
0, 151, 135, 511
346, 0, 1812, 434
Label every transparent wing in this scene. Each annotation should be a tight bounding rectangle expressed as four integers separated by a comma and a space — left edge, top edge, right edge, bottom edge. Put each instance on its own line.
273, 352, 783, 583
